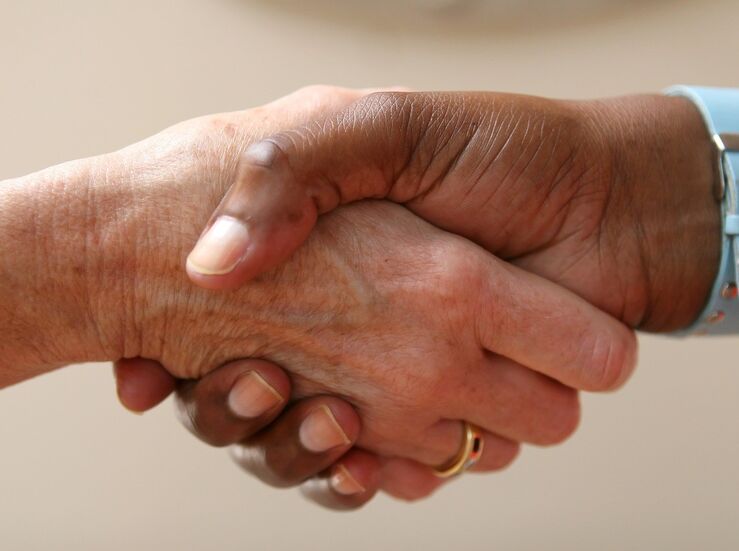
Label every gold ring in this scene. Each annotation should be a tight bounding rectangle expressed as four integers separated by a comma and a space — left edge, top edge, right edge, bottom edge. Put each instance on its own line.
432, 422, 484, 478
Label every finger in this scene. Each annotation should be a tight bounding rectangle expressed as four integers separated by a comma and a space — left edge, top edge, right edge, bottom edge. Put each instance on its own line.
359, 419, 519, 474
378, 435, 519, 503
176, 359, 291, 447
474, 256, 638, 392
425, 422, 520, 472
300, 449, 381, 511
113, 357, 177, 413
378, 457, 446, 502
185, 91, 429, 290
230, 396, 359, 488
448, 354, 582, 446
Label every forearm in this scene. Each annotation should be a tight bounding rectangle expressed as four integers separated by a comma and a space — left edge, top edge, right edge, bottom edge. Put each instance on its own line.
0, 158, 127, 386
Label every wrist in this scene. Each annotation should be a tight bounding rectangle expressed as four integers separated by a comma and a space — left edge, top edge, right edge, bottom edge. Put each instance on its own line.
587, 94, 721, 332
0, 158, 129, 385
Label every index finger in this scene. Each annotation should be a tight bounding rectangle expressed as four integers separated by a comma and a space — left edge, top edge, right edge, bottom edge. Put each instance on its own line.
475, 255, 637, 392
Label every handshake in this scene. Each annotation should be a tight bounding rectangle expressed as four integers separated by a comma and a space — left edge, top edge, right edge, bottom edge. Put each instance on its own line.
0, 85, 721, 509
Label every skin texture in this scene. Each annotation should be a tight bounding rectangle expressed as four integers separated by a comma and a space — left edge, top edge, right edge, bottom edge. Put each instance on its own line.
189, 91, 720, 332
109, 198, 627, 463
1, 86, 718, 509
0, 88, 634, 505
161, 87, 722, 507
115, 357, 434, 509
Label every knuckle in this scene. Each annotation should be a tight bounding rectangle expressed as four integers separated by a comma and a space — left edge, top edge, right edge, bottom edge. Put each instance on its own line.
439, 243, 489, 316
179, 115, 235, 147
407, 237, 487, 336
201, 114, 235, 136
434, 238, 485, 291
148, 116, 238, 187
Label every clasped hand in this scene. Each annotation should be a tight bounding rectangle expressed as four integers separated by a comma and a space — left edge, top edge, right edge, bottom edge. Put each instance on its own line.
1, 85, 718, 509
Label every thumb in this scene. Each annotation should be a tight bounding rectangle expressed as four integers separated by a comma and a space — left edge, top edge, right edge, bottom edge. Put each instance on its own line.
185, 91, 436, 290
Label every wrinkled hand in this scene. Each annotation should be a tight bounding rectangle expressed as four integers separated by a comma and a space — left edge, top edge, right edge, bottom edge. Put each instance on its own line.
1, 86, 635, 508
119, 196, 631, 459
104, 86, 633, 507
116, 198, 630, 505
87, 86, 634, 413
186, 91, 720, 333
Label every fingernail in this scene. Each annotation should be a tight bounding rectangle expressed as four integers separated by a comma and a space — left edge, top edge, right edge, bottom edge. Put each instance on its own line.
330, 464, 365, 496
187, 216, 249, 276
299, 405, 351, 453
227, 371, 283, 419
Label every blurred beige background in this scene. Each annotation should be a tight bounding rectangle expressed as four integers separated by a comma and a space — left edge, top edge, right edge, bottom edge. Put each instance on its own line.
1, 0, 738, 549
